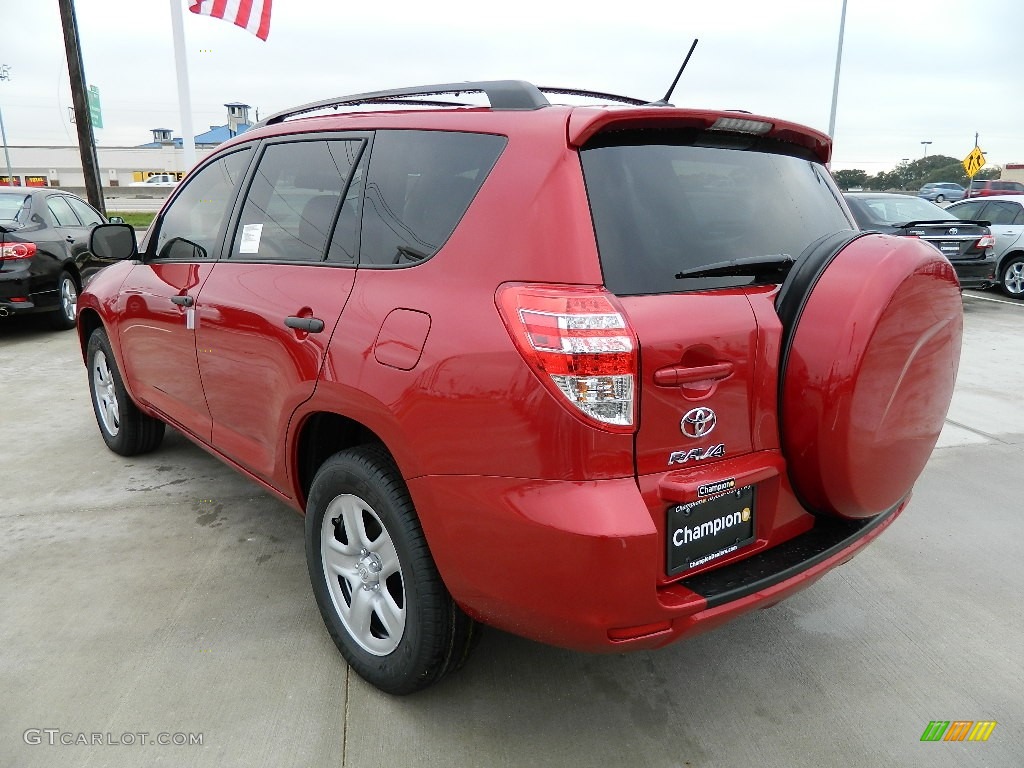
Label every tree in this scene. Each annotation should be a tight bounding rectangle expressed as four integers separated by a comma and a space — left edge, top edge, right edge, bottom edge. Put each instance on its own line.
833, 169, 868, 189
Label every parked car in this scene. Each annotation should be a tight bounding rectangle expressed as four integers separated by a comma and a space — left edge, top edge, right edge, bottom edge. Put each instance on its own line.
79, 80, 964, 694
843, 192, 997, 289
965, 179, 1024, 198
918, 182, 965, 203
130, 173, 179, 187
0, 187, 122, 329
946, 195, 1024, 296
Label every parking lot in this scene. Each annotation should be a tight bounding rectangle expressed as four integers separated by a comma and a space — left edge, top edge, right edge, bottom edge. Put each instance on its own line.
2, 291, 1022, 768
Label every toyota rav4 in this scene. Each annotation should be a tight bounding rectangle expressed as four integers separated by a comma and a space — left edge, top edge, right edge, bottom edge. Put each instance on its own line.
78, 80, 963, 694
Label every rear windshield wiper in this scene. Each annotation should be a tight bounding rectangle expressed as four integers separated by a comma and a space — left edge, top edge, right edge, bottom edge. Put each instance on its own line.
675, 254, 794, 280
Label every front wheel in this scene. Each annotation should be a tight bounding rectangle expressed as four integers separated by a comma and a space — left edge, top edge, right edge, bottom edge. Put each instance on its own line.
87, 328, 165, 455
305, 446, 478, 695
935, 194, 946, 203
50, 271, 78, 330
1000, 255, 1024, 297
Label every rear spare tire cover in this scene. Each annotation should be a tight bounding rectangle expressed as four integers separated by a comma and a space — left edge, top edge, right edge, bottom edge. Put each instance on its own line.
779, 233, 963, 520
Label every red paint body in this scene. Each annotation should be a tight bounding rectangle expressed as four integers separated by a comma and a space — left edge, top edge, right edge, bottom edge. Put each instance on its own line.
77, 101, 962, 652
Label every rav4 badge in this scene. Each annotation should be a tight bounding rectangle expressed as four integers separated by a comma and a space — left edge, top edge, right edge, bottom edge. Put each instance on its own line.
668, 444, 726, 465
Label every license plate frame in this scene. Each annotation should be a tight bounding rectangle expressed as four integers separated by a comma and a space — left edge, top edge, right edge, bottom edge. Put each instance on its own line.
667, 485, 756, 576
938, 240, 961, 255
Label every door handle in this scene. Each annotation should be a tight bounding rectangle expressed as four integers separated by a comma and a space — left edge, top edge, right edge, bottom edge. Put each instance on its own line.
65, 236, 75, 243
285, 316, 325, 333
654, 362, 734, 387
170, 295, 194, 307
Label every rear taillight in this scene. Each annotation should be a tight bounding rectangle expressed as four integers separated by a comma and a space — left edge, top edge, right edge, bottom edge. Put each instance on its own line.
977, 234, 995, 249
497, 284, 638, 431
0, 242, 37, 260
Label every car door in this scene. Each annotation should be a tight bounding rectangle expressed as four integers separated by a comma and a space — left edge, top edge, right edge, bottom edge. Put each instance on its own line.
978, 200, 1024, 259
194, 135, 366, 490
115, 147, 253, 442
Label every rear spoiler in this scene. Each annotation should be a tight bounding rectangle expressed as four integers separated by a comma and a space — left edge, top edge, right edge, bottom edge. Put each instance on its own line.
566, 107, 832, 164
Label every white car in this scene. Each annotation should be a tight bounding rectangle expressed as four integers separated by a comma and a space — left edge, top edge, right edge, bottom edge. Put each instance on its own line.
130, 173, 179, 187
947, 195, 1024, 297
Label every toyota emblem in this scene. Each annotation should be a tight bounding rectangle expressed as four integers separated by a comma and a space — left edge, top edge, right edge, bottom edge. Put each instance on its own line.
948, 227, 958, 235
681, 407, 717, 439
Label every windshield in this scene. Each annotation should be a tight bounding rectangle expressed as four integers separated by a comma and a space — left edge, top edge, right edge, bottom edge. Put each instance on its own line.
847, 195, 952, 227
580, 138, 852, 295
0, 193, 31, 223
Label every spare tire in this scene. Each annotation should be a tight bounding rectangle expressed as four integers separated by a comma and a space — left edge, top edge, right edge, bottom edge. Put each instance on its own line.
777, 232, 963, 520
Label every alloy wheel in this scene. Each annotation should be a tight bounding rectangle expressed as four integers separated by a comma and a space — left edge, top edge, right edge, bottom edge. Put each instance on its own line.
320, 493, 406, 655
92, 350, 120, 436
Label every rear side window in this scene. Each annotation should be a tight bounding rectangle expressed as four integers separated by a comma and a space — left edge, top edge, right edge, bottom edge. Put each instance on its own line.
985, 201, 1023, 226
581, 138, 854, 295
47, 196, 82, 227
230, 139, 365, 263
65, 196, 104, 226
358, 130, 506, 267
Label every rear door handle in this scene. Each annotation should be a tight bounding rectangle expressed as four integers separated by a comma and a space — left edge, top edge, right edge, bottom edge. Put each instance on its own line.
654, 362, 734, 387
170, 295, 194, 307
285, 316, 325, 333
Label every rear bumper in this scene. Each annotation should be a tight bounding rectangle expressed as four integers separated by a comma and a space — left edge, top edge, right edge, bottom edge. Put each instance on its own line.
408, 471, 905, 652
951, 259, 997, 289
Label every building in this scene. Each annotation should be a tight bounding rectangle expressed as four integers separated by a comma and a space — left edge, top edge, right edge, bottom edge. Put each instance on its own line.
0, 103, 252, 190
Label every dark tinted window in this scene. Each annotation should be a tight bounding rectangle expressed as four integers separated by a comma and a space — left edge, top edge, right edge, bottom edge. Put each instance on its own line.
581, 139, 852, 295
359, 130, 506, 266
47, 196, 82, 227
154, 148, 251, 260
985, 201, 1023, 226
65, 196, 104, 226
231, 139, 364, 262
949, 200, 986, 220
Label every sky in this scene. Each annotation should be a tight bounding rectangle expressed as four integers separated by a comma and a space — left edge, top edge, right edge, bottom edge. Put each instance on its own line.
0, 0, 1021, 175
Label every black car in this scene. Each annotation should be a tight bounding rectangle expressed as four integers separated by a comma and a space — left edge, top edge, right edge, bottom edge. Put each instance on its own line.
843, 192, 997, 289
0, 187, 120, 329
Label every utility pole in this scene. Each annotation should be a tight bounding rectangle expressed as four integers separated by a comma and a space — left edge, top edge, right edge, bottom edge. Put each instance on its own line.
57, 0, 105, 214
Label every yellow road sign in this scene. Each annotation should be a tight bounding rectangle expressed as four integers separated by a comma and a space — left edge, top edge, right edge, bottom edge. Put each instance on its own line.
963, 147, 986, 178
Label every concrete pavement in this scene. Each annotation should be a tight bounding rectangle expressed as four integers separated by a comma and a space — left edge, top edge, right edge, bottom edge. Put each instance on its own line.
1, 292, 1021, 767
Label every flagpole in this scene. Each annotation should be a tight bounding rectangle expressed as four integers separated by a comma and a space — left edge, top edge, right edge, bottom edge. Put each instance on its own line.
169, 0, 197, 172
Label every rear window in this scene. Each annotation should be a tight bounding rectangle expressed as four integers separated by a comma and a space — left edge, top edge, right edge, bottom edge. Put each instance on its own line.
580, 136, 851, 295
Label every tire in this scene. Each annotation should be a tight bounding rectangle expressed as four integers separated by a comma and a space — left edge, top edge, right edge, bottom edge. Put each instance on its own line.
1000, 255, 1024, 297
49, 271, 78, 330
305, 445, 478, 695
86, 328, 165, 455
935, 194, 945, 203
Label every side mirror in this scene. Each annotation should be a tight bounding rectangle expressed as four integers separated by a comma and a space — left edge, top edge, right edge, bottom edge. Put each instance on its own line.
90, 223, 138, 261
107, 215, 125, 224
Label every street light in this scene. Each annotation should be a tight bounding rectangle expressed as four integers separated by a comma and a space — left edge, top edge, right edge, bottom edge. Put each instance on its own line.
921, 141, 932, 157
0, 63, 15, 187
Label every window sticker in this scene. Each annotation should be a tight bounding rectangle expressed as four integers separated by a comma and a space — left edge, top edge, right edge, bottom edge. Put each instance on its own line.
240, 223, 263, 254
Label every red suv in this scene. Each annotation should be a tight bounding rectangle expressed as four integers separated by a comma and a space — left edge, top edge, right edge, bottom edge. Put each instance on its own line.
965, 179, 1024, 198
79, 81, 963, 694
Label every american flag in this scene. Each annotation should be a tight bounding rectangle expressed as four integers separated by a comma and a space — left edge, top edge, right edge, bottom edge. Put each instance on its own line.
188, 0, 272, 41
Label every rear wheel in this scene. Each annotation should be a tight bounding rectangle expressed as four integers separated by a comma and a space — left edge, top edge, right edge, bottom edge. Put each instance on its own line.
87, 328, 165, 455
49, 271, 78, 330
305, 445, 478, 695
1000, 255, 1024, 297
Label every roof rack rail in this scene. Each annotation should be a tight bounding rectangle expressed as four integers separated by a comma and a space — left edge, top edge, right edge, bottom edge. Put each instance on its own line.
256, 80, 551, 127
537, 87, 647, 106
